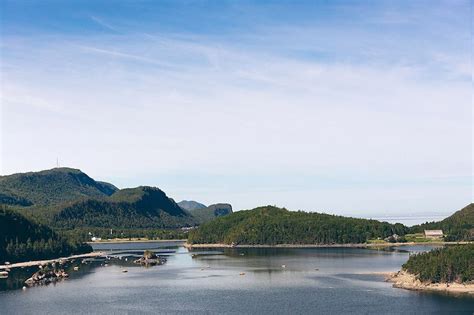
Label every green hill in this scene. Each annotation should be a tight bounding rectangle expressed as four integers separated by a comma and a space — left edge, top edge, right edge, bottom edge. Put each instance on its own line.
0, 168, 118, 207
0, 206, 92, 263
52, 186, 196, 229
0, 169, 205, 231
410, 203, 473, 241
188, 203, 233, 224
402, 244, 473, 283
188, 206, 408, 245
0, 169, 232, 231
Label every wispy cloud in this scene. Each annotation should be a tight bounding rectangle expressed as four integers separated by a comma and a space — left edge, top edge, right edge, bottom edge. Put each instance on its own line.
1, 0, 471, 214
77, 45, 178, 69
89, 15, 119, 32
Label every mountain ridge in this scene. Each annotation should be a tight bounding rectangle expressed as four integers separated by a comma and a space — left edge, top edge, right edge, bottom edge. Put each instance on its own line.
0, 167, 118, 207
0, 168, 232, 231
178, 200, 207, 211
51, 186, 194, 229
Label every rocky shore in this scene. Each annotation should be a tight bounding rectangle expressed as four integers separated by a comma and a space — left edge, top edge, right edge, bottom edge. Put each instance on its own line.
88, 239, 186, 244
25, 266, 69, 286
0, 252, 104, 270
184, 241, 470, 249
134, 250, 166, 266
387, 270, 474, 295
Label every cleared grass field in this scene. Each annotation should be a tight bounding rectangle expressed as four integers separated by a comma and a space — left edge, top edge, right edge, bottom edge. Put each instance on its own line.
403, 233, 439, 243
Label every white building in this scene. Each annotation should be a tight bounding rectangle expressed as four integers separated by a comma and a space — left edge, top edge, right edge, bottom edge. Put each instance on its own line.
424, 230, 443, 239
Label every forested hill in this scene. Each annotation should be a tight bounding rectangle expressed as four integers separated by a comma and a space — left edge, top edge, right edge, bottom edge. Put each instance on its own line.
178, 201, 233, 224
410, 203, 473, 241
188, 206, 408, 245
0, 168, 233, 231
52, 186, 196, 229
402, 244, 473, 283
0, 206, 92, 263
187, 203, 233, 224
0, 168, 118, 207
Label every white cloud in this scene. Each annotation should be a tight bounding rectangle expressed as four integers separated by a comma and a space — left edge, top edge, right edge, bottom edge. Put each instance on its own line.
1, 13, 471, 214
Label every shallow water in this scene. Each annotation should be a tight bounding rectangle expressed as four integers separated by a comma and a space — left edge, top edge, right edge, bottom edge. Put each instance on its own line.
1, 243, 472, 314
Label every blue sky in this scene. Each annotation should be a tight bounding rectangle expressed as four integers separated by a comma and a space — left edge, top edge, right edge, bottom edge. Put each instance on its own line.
0, 0, 471, 219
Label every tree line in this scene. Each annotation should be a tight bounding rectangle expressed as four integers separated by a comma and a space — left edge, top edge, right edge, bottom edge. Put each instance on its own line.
0, 206, 91, 263
402, 244, 473, 283
410, 203, 473, 241
188, 206, 409, 245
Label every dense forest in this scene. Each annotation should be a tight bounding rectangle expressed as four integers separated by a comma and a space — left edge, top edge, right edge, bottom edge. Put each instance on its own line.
183, 203, 233, 224
410, 204, 473, 241
63, 227, 188, 243
0, 169, 231, 234
0, 167, 117, 207
52, 187, 196, 229
188, 206, 408, 245
0, 206, 92, 263
402, 244, 474, 283
2, 168, 471, 252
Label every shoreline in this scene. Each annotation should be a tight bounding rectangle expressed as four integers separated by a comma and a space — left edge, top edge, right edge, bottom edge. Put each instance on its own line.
184, 241, 470, 249
0, 239, 186, 270
387, 270, 474, 295
3, 241, 470, 271
0, 252, 105, 270
88, 239, 186, 244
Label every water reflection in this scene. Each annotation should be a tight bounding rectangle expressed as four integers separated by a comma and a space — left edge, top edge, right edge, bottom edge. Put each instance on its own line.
1, 243, 473, 315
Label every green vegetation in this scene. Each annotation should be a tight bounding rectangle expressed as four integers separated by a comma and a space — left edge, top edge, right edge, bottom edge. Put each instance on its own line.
410, 204, 473, 241
188, 206, 408, 245
0, 206, 92, 263
403, 233, 434, 243
52, 187, 195, 229
3, 167, 470, 252
402, 244, 474, 283
62, 227, 188, 242
367, 239, 387, 244
185, 203, 233, 224
0, 169, 231, 235
0, 167, 117, 207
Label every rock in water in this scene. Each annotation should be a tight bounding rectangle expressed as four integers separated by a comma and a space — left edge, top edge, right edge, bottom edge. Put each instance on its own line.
25, 267, 69, 286
134, 250, 166, 266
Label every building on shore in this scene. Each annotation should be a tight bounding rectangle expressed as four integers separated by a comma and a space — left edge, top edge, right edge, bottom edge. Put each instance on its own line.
424, 230, 443, 239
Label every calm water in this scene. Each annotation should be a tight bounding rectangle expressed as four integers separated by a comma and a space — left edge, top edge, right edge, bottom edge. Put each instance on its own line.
1, 242, 473, 314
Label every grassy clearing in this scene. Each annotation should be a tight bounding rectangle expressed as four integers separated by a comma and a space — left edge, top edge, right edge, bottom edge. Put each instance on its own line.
404, 233, 440, 243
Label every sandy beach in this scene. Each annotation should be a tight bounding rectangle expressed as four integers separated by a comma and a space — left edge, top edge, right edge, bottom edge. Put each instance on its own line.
387, 270, 474, 295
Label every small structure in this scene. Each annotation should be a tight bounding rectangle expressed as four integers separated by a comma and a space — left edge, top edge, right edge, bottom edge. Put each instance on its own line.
384, 234, 400, 243
424, 230, 443, 239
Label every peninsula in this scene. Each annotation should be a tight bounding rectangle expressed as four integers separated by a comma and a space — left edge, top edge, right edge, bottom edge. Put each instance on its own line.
388, 244, 474, 295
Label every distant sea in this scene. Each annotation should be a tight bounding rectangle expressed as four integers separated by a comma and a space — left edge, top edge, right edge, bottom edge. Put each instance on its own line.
364, 214, 450, 226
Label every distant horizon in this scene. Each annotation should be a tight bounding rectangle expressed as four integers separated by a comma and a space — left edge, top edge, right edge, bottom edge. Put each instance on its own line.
1, 1, 471, 217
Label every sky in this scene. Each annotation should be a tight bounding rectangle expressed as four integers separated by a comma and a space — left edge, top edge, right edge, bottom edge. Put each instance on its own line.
0, 0, 472, 219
